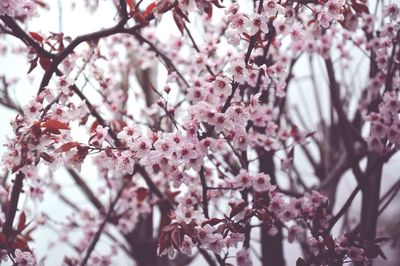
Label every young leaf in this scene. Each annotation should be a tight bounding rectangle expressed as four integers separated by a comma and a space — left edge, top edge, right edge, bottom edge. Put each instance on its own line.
136, 187, 149, 202
211, 0, 224, 8
27, 58, 38, 74
32, 0, 49, 9
29, 32, 44, 42
55, 142, 80, 153
40, 152, 54, 163
351, 1, 370, 14
17, 211, 26, 232
173, 11, 185, 35
39, 56, 52, 71
144, 2, 156, 18
42, 119, 70, 130
126, 0, 135, 14
201, 218, 224, 227
11, 236, 31, 252
229, 201, 247, 219
202, 2, 213, 18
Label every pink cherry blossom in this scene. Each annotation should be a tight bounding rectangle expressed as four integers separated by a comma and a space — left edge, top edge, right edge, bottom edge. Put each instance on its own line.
14, 249, 35, 266
249, 13, 269, 35
236, 249, 252, 266
383, 4, 399, 21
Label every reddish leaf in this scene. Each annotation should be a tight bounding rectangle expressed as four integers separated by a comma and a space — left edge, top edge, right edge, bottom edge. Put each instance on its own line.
173, 11, 185, 35
144, 2, 156, 18
134, 13, 149, 25
90, 120, 99, 133
33, 0, 49, 9
42, 119, 70, 130
17, 211, 26, 232
307, 19, 316, 27
165, 190, 181, 199
29, 32, 44, 42
136, 187, 149, 202
170, 227, 182, 249
157, 230, 169, 256
55, 142, 79, 153
175, 7, 190, 22
351, 1, 369, 14
27, 58, 38, 74
215, 223, 227, 234
74, 146, 89, 163
105, 147, 114, 157
161, 224, 177, 234
228, 223, 245, 233
39, 56, 52, 71
323, 235, 335, 251
201, 218, 224, 227
63, 257, 75, 266
40, 152, 54, 163
11, 236, 31, 252
181, 222, 196, 237
127, 0, 135, 14
257, 209, 273, 224
156, 0, 171, 14
211, 0, 224, 8
242, 32, 252, 41
44, 40, 57, 51
202, 2, 213, 18
43, 128, 61, 135
80, 114, 89, 126
229, 201, 247, 219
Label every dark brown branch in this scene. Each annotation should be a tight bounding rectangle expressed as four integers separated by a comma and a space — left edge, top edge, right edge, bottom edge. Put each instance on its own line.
378, 178, 400, 215
127, 30, 190, 87
135, 165, 165, 201
0, 15, 55, 59
183, 24, 215, 76
198, 248, 217, 266
67, 168, 104, 211
325, 58, 364, 182
199, 167, 209, 219
327, 150, 396, 231
39, 17, 128, 93
2, 171, 24, 237
200, 82, 240, 140
80, 185, 125, 266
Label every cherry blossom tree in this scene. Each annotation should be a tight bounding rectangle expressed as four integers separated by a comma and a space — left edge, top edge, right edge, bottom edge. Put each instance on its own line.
0, 0, 399, 265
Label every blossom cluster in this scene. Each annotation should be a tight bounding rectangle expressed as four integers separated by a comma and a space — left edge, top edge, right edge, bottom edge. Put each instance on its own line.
0, 0, 37, 20
364, 3, 400, 153
367, 88, 400, 153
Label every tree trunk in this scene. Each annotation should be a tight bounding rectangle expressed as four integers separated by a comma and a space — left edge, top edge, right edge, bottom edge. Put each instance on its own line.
261, 230, 285, 266
360, 153, 383, 240
259, 151, 285, 266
